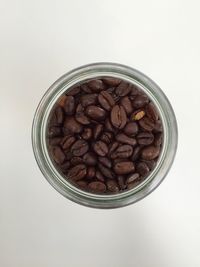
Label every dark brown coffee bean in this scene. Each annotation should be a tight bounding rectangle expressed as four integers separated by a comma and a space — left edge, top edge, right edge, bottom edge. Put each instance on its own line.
115, 81, 131, 96
87, 79, 105, 92
114, 161, 135, 175
68, 164, 87, 181
126, 173, 140, 184
96, 170, 105, 182
100, 132, 113, 144
88, 181, 106, 193
127, 181, 140, 190
81, 84, 92, 93
81, 128, 92, 140
141, 159, 156, 170
64, 117, 83, 133
106, 180, 119, 193
71, 140, 89, 156
109, 141, 119, 155
98, 91, 115, 111
80, 94, 98, 107
70, 157, 83, 166
93, 124, 103, 139
98, 157, 112, 168
124, 122, 139, 136
111, 105, 127, 129
66, 86, 80, 96
50, 106, 64, 125
139, 117, 155, 131
48, 126, 62, 137
105, 118, 115, 132
141, 146, 160, 160
64, 151, 73, 161
64, 96, 75, 115
102, 77, 121, 86
131, 146, 141, 161
132, 95, 149, 108
154, 133, 163, 146
117, 176, 126, 190
120, 96, 133, 115
76, 180, 87, 189
60, 161, 70, 171
137, 132, 154, 145
51, 146, 66, 164
146, 102, 159, 121
116, 133, 137, 146
111, 145, 133, 159
85, 106, 106, 120
49, 137, 62, 146
61, 136, 76, 150
98, 163, 115, 179
75, 104, 90, 125
130, 85, 139, 96
87, 167, 96, 179
83, 152, 97, 166
93, 141, 108, 156
136, 162, 150, 176
153, 120, 163, 132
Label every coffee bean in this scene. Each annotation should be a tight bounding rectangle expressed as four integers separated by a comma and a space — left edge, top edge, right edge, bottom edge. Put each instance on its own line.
136, 162, 150, 176
60, 161, 70, 171
61, 136, 76, 150
110, 144, 133, 159
132, 95, 149, 108
51, 146, 66, 164
111, 105, 127, 129
96, 170, 105, 182
115, 81, 131, 96
124, 122, 139, 136
116, 133, 137, 146
127, 181, 140, 190
68, 164, 87, 181
120, 96, 133, 115
153, 120, 163, 132
131, 146, 141, 161
141, 159, 156, 170
66, 86, 80, 96
93, 141, 108, 156
49, 137, 62, 146
117, 176, 126, 190
75, 104, 90, 125
131, 110, 145, 121
85, 106, 106, 120
80, 94, 98, 107
81, 84, 92, 93
76, 180, 87, 189
139, 117, 155, 131
87, 166, 96, 179
83, 152, 97, 166
93, 124, 103, 139
114, 161, 135, 175
50, 106, 64, 125
98, 157, 112, 168
154, 133, 163, 146
102, 77, 121, 86
98, 90, 115, 111
71, 140, 89, 156
98, 163, 115, 179
105, 118, 115, 132
88, 79, 105, 92
70, 157, 83, 166
146, 102, 159, 121
100, 132, 113, 144
48, 126, 62, 138
141, 146, 160, 160
109, 141, 119, 155
106, 180, 119, 193
126, 173, 140, 184
64, 96, 75, 115
81, 128, 92, 140
58, 95, 67, 108
88, 181, 106, 193
137, 132, 154, 145
64, 117, 83, 133
130, 85, 139, 96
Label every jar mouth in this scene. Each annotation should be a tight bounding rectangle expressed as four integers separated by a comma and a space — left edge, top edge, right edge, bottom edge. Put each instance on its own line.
32, 62, 178, 208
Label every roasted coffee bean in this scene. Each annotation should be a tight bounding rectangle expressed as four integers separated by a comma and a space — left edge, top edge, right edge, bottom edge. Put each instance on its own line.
114, 161, 135, 175
71, 140, 89, 156
146, 102, 159, 121
120, 96, 133, 115
60, 161, 70, 171
130, 85, 139, 96
76, 180, 87, 189
61, 136, 76, 150
100, 132, 113, 144
81, 84, 92, 93
87, 167, 96, 179
83, 152, 97, 166
88, 79, 105, 92
48, 126, 62, 137
58, 95, 67, 108
110, 145, 133, 159
80, 94, 98, 107
131, 146, 141, 161
117, 176, 126, 190
88, 181, 106, 193
93, 141, 108, 156
115, 81, 131, 96
139, 117, 155, 131
98, 163, 115, 179
98, 157, 112, 168
51, 146, 66, 164
96, 170, 105, 182
64, 117, 83, 133
70, 157, 83, 166
116, 133, 137, 146
81, 128, 92, 140
141, 146, 160, 160
75, 104, 90, 125
66, 86, 80, 96
105, 118, 115, 132
141, 159, 156, 170
136, 162, 150, 176
64, 151, 73, 161
64, 96, 75, 115
107, 180, 119, 193
49, 137, 62, 146
111, 105, 127, 129
154, 133, 163, 146
126, 173, 140, 184
98, 91, 115, 111
50, 106, 64, 125
137, 132, 154, 145
68, 164, 87, 181
93, 124, 103, 139
124, 122, 139, 136
102, 77, 121, 86
85, 106, 106, 120
132, 95, 149, 108
127, 181, 140, 190
153, 120, 163, 132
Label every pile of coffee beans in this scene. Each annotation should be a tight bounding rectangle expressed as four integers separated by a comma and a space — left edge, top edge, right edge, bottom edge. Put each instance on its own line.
47, 77, 163, 194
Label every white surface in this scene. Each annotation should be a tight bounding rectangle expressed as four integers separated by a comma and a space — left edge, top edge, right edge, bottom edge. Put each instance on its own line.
0, 1, 200, 266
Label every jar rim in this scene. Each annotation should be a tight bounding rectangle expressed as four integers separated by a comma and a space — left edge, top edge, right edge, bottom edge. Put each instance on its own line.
32, 62, 178, 208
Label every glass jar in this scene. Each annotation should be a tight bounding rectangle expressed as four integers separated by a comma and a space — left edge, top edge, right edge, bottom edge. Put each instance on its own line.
32, 62, 178, 208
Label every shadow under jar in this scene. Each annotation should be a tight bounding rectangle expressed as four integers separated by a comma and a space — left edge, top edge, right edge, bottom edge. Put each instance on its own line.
32, 63, 178, 208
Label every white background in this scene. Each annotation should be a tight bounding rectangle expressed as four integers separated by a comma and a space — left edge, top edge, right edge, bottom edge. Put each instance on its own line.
0, 1, 200, 266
